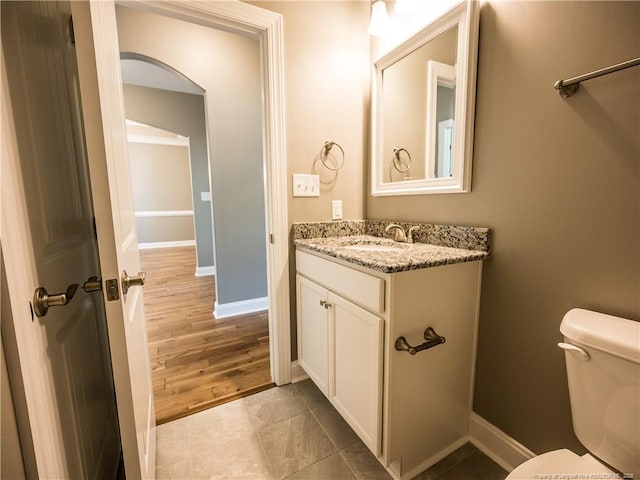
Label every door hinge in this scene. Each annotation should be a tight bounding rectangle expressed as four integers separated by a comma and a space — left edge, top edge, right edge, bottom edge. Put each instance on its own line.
269, 234, 275, 244
105, 279, 120, 301
68, 15, 75, 45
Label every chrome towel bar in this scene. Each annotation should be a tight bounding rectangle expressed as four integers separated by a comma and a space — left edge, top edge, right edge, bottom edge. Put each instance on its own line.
554, 57, 640, 98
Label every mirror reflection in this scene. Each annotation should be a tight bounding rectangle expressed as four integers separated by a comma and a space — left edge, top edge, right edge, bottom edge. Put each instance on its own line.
382, 26, 457, 183
371, 0, 479, 196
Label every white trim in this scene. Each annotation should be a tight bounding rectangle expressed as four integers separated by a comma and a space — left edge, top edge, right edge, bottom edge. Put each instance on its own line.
127, 133, 189, 146
134, 210, 193, 218
135, 1, 291, 386
468, 412, 536, 472
138, 240, 195, 249
290, 361, 309, 384
213, 297, 268, 319
195, 266, 215, 277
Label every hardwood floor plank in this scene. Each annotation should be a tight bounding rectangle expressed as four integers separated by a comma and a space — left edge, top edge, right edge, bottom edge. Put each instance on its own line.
140, 246, 273, 424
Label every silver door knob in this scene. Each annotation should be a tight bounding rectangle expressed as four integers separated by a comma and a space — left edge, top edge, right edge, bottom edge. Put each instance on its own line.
33, 284, 79, 318
121, 270, 146, 295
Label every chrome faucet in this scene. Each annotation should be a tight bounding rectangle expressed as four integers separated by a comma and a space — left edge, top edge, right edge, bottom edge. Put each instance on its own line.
385, 224, 420, 243
385, 224, 406, 242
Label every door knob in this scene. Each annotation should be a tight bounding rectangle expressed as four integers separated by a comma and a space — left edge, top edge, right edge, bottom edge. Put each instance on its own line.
33, 284, 79, 318
121, 270, 146, 295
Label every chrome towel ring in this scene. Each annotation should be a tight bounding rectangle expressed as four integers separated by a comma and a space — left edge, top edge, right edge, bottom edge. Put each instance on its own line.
392, 146, 411, 173
320, 140, 345, 171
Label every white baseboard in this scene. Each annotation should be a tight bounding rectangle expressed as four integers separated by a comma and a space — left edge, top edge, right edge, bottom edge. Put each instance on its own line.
195, 266, 216, 277
138, 240, 195, 250
213, 296, 268, 319
289, 361, 309, 383
468, 411, 535, 472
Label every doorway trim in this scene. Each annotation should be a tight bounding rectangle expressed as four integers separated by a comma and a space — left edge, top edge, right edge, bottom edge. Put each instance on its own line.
121, 0, 291, 384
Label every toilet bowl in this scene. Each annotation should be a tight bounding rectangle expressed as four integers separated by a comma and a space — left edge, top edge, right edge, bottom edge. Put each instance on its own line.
507, 450, 614, 479
505, 309, 639, 480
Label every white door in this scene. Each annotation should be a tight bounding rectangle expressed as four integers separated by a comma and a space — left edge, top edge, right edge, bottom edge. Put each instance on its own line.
71, 1, 156, 478
1, 1, 121, 478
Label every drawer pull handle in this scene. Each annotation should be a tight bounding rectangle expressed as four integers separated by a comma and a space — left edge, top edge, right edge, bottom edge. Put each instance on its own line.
395, 327, 445, 355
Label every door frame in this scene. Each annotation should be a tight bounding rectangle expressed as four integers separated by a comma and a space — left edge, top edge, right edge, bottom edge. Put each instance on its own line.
122, 0, 291, 385
1, 1, 290, 476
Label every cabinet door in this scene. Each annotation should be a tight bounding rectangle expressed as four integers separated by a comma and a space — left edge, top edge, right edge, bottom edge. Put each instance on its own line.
296, 275, 330, 395
329, 292, 383, 455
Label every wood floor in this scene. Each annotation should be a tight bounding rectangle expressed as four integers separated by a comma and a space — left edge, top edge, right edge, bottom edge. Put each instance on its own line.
140, 246, 273, 425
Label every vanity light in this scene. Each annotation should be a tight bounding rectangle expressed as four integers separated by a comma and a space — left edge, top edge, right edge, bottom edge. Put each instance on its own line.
368, 0, 390, 37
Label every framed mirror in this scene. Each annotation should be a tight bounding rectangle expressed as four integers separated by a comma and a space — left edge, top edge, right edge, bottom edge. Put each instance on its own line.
371, 0, 479, 196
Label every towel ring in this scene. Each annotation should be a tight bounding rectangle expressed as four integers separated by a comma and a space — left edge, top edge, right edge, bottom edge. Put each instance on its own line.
320, 140, 345, 171
392, 146, 412, 173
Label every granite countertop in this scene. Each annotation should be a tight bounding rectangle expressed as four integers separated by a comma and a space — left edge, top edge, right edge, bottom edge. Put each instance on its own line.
295, 234, 489, 274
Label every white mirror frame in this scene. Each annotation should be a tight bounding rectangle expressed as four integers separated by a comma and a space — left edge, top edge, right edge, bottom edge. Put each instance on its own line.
371, 0, 479, 196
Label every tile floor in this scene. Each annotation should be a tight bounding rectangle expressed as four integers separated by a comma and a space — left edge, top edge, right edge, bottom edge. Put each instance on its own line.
155, 380, 508, 480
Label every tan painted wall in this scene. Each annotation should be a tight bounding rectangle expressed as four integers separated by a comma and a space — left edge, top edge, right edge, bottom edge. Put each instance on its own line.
368, 1, 640, 453
249, 1, 371, 224
128, 141, 195, 244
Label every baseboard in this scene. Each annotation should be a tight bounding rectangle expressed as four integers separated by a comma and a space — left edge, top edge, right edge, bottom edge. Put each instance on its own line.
213, 297, 268, 319
289, 361, 309, 383
468, 411, 535, 472
195, 266, 216, 277
138, 240, 195, 250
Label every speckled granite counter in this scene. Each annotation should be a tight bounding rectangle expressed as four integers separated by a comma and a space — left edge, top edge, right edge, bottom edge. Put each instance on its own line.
292, 220, 491, 273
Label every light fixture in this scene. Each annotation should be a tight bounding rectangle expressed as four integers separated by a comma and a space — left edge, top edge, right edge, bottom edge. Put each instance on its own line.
368, 0, 390, 37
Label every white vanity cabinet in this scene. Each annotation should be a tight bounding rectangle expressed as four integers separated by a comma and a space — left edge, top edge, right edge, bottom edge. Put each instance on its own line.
296, 247, 484, 479
296, 251, 384, 454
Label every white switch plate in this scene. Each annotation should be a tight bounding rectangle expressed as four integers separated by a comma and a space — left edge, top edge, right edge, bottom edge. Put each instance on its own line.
201, 192, 211, 201
293, 174, 320, 197
332, 200, 343, 220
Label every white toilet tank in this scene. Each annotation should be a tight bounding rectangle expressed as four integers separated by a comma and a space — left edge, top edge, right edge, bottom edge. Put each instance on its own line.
560, 308, 640, 476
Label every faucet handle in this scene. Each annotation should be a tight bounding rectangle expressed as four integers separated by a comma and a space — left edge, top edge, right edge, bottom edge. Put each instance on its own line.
407, 226, 420, 243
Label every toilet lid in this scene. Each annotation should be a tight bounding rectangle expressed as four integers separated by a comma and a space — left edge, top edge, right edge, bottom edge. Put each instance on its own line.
506, 449, 614, 479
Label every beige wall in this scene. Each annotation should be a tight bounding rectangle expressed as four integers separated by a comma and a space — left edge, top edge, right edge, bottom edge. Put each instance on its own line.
250, 1, 371, 224
368, 1, 640, 453
128, 141, 195, 244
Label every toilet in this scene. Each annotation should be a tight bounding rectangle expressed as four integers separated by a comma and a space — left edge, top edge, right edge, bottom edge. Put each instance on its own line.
506, 308, 639, 479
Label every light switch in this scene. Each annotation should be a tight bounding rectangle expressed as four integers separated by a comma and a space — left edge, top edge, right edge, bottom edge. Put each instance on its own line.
293, 174, 320, 197
201, 192, 211, 201
332, 200, 343, 220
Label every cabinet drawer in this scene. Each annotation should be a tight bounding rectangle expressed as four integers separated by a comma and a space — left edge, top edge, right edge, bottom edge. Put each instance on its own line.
296, 250, 385, 314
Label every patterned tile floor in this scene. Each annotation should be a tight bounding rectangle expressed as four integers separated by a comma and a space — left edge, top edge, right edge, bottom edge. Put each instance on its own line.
156, 380, 508, 479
